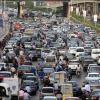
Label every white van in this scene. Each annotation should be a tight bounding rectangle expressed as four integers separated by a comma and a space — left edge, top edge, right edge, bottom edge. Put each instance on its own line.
91, 49, 100, 60
0, 83, 11, 100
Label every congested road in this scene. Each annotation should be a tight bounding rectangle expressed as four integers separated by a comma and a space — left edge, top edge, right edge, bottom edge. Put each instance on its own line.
0, 10, 100, 100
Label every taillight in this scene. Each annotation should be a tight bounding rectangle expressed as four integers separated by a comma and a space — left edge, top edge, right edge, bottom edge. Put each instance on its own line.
92, 96, 96, 100
0, 77, 3, 82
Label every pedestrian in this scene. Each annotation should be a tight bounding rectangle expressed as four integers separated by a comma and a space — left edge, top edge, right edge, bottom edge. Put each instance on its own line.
43, 76, 50, 87
10, 67, 16, 78
82, 82, 91, 93
54, 81, 59, 93
18, 88, 24, 100
55, 49, 60, 62
12, 57, 18, 70
55, 88, 62, 100
55, 64, 63, 72
38, 69, 45, 79
76, 87, 83, 99
23, 90, 30, 100
31, 67, 36, 75
18, 55, 25, 65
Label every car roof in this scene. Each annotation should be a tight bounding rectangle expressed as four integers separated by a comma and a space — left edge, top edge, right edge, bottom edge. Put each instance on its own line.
42, 87, 54, 89
88, 73, 99, 74
44, 96, 57, 99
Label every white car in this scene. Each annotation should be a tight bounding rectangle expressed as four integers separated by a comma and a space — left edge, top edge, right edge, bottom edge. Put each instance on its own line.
75, 47, 84, 57
91, 49, 100, 60
85, 73, 100, 81
68, 47, 76, 55
43, 96, 57, 100
41, 49, 51, 59
40, 87, 55, 99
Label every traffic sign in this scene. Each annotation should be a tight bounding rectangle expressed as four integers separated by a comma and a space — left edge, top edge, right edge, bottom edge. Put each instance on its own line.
76, 7, 79, 15
94, 14, 97, 22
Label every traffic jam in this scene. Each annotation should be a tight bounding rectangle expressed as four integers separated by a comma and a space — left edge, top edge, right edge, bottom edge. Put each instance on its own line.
0, 12, 100, 100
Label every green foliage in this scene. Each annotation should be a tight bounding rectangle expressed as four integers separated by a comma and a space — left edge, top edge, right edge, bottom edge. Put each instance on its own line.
71, 12, 100, 32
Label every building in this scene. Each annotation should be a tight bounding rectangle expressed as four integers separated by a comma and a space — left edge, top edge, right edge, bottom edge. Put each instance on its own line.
72, 0, 100, 18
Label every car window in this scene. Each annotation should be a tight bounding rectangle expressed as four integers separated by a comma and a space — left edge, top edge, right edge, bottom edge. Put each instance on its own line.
44, 98, 56, 100
92, 91, 100, 96
89, 74, 99, 77
90, 67, 100, 72
23, 81, 35, 86
0, 64, 5, 67
0, 73, 11, 77
42, 88, 54, 93
76, 49, 84, 52
92, 52, 100, 54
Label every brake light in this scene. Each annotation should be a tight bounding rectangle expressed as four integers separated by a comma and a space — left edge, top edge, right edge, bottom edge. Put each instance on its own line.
0, 77, 3, 82
92, 96, 96, 100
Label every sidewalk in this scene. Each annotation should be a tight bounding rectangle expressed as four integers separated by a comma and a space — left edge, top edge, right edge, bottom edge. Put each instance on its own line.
0, 21, 10, 42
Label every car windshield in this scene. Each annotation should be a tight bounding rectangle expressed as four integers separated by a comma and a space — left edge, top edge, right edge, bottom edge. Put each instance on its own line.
18, 65, 32, 70
44, 50, 50, 53
89, 74, 99, 77
26, 77, 36, 81
92, 91, 100, 96
92, 52, 100, 54
87, 80, 100, 85
0, 64, 5, 67
90, 67, 100, 72
23, 81, 35, 86
42, 88, 54, 93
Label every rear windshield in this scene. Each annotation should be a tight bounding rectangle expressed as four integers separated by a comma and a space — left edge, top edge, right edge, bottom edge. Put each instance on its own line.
42, 88, 54, 93
77, 49, 84, 52
23, 81, 35, 86
0, 73, 11, 77
90, 67, 100, 72
44, 99, 56, 100
18, 66, 32, 70
92, 51, 100, 54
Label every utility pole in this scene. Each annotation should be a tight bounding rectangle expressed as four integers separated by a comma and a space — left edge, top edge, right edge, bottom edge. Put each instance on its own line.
17, 0, 20, 18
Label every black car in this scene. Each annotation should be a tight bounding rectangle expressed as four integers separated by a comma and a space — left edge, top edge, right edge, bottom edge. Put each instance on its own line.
66, 81, 78, 97
21, 80, 37, 95
22, 76, 39, 90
